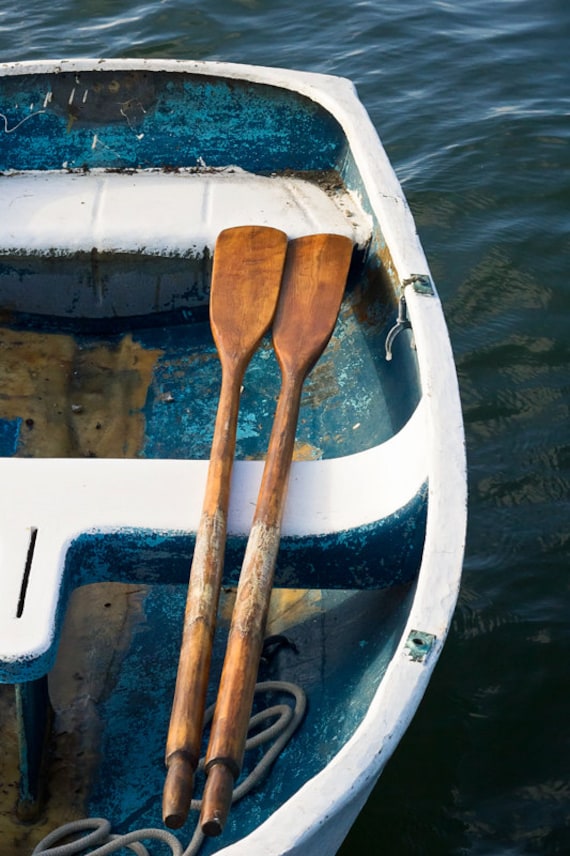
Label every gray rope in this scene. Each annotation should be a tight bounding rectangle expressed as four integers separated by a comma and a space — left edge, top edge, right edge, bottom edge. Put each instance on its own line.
31, 820, 182, 856
31, 681, 306, 856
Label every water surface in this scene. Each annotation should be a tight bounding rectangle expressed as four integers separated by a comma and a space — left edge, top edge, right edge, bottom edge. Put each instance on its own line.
1, 1, 568, 853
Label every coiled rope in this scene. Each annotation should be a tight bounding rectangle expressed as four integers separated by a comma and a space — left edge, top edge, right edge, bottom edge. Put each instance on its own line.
31, 681, 306, 856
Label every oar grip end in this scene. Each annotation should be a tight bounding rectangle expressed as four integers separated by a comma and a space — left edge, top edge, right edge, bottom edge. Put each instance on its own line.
163, 753, 195, 829
200, 762, 235, 837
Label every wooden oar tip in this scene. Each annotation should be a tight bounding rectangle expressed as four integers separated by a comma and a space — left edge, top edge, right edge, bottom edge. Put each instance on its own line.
200, 762, 235, 837
163, 810, 186, 831
202, 816, 225, 838
162, 754, 195, 829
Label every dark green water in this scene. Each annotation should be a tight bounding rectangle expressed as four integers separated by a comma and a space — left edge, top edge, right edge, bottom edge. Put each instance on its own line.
1, 1, 568, 853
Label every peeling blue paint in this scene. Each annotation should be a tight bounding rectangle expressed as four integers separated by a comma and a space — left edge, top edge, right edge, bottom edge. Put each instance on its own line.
0, 71, 345, 173
0, 481, 427, 685
136, 306, 419, 461
63, 481, 427, 592
0, 417, 20, 455
85, 583, 413, 852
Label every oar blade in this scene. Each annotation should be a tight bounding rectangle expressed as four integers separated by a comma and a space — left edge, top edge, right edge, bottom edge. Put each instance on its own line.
210, 225, 288, 364
273, 233, 353, 376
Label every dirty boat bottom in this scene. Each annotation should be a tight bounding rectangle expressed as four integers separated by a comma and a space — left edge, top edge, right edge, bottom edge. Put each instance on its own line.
0, 284, 405, 464
0, 580, 412, 854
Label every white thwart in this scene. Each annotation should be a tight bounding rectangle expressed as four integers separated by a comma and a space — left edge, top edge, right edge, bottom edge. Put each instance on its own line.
0, 400, 427, 673
0, 168, 371, 256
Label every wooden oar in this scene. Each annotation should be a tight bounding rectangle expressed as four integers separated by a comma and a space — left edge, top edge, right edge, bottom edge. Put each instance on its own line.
162, 225, 287, 829
199, 233, 353, 837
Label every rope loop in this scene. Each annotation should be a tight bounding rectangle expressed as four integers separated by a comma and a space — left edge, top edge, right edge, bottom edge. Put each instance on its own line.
31, 818, 183, 856
31, 681, 306, 856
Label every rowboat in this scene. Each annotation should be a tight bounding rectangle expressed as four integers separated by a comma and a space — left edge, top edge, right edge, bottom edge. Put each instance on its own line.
0, 59, 466, 855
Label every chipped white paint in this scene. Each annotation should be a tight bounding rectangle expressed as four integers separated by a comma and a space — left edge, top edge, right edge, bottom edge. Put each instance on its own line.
0, 56, 433, 285
0, 169, 371, 317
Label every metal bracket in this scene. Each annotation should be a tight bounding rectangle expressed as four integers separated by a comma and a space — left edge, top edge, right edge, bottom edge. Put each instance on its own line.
385, 294, 412, 361
403, 274, 434, 296
404, 629, 436, 663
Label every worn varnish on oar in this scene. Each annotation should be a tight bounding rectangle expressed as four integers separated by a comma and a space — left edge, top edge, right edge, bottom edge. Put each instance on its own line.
162, 225, 287, 829
199, 233, 353, 837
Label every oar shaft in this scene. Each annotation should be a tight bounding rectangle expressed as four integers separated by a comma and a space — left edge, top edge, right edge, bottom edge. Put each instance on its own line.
163, 359, 244, 828
199, 373, 302, 835
247, 372, 302, 528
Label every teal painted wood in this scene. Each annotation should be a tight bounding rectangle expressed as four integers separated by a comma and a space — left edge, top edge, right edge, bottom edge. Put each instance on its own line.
69, 484, 427, 588
84, 584, 413, 852
0, 70, 345, 173
0, 302, 420, 463
0, 417, 20, 455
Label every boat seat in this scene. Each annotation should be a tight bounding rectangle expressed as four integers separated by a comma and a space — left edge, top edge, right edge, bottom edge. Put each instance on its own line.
0, 168, 370, 255
0, 408, 427, 685
0, 169, 371, 318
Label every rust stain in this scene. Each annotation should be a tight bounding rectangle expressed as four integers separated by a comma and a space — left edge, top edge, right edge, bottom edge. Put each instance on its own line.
0, 328, 162, 458
349, 258, 395, 326
292, 440, 322, 461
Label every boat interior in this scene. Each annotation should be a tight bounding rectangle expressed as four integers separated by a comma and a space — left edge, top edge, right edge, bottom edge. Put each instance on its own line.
0, 66, 426, 853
